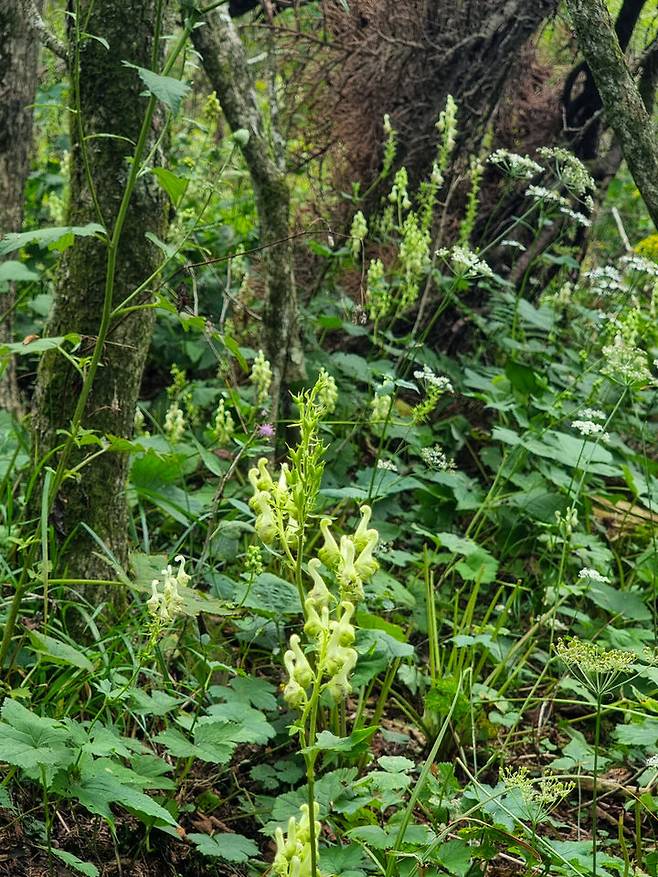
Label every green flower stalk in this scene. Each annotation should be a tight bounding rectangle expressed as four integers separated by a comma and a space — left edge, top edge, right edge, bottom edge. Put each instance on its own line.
251, 349, 273, 405
556, 637, 638, 877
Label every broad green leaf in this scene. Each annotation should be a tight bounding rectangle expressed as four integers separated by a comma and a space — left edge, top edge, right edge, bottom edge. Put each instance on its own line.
378, 755, 415, 773
310, 727, 377, 756
435, 838, 472, 876
124, 63, 190, 112
50, 849, 99, 877
346, 825, 393, 850
234, 572, 302, 616
0, 224, 105, 256
432, 532, 498, 583
188, 832, 259, 862
0, 334, 81, 357
0, 699, 73, 771
615, 718, 658, 747
203, 704, 274, 745
28, 630, 93, 671
152, 167, 188, 205
70, 769, 177, 828
586, 581, 649, 621
0, 261, 39, 283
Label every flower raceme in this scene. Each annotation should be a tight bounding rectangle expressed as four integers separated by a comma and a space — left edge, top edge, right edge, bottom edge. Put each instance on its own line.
273, 803, 322, 877
146, 555, 189, 623
318, 505, 379, 601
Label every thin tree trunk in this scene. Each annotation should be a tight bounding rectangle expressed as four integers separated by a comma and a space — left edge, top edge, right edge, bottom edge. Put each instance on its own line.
565, 0, 658, 230
0, 0, 43, 417
191, 6, 303, 421
31, 0, 169, 580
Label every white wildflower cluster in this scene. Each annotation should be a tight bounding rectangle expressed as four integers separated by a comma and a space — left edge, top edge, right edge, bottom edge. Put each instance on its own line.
620, 253, 658, 279
488, 149, 542, 180
420, 444, 455, 471
399, 213, 431, 308
273, 803, 322, 877
147, 555, 189, 623
318, 505, 379, 603
570, 419, 609, 442
578, 567, 610, 584
585, 266, 623, 296
211, 398, 234, 445
501, 239, 526, 251
559, 206, 591, 228
377, 459, 398, 472
316, 367, 338, 414
602, 333, 654, 388
525, 185, 570, 207
436, 245, 495, 280
367, 257, 391, 321
349, 210, 368, 260
413, 367, 454, 422
370, 392, 393, 424
413, 365, 454, 393
164, 402, 185, 443
580, 408, 605, 421
537, 146, 596, 199
250, 350, 273, 405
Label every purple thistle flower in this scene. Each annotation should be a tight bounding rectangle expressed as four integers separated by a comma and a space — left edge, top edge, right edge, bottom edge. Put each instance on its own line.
257, 422, 275, 439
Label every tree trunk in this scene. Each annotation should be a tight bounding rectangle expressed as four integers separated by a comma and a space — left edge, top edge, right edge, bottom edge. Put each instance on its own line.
31, 1, 169, 579
191, 5, 303, 421
563, 0, 658, 230
0, 0, 43, 418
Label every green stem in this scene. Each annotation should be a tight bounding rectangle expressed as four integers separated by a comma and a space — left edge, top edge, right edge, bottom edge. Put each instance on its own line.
592, 691, 602, 877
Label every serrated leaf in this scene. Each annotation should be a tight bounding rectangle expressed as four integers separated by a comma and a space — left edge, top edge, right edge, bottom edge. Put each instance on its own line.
188, 832, 259, 862
28, 630, 93, 671
310, 727, 377, 756
347, 825, 393, 849
0, 224, 105, 257
124, 63, 190, 112
0, 699, 73, 771
69, 769, 177, 828
50, 849, 99, 877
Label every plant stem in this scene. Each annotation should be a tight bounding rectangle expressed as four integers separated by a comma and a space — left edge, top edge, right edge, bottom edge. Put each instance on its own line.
592, 691, 602, 877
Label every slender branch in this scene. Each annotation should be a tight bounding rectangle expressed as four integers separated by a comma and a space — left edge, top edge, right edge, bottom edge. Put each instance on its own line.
565, 0, 658, 230
20, 0, 68, 61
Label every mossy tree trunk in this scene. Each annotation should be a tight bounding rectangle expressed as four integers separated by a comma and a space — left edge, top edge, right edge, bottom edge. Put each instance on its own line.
31, 1, 169, 580
0, 0, 43, 417
191, 6, 303, 422
565, 0, 658, 231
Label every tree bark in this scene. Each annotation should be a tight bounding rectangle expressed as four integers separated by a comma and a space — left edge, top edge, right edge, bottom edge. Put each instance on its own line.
31, 1, 169, 579
565, 0, 658, 230
191, 5, 303, 420
0, 0, 43, 418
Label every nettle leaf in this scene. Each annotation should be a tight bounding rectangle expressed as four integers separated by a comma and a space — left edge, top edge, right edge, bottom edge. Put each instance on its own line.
320, 843, 367, 877
0, 223, 105, 256
69, 767, 177, 829
155, 721, 242, 766
28, 630, 94, 671
124, 63, 190, 112
50, 849, 99, 877
204, 704, 274, 745
188, 832, 259, 863
0, 699, 73, 772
